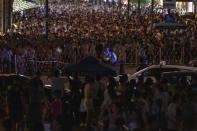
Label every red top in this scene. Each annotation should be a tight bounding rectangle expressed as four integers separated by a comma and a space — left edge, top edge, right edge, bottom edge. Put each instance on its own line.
51, 98, 62, 120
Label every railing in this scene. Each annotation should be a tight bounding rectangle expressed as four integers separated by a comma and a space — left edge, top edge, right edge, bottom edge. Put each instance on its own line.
18, 59, 68, 76
0, 46, 196, 75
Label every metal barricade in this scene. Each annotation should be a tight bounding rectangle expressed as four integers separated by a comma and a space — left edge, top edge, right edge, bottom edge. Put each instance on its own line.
14, 57, 66, 75
158, 45, 197, 65
13, 45, 197, 76
125, 48, 138, 65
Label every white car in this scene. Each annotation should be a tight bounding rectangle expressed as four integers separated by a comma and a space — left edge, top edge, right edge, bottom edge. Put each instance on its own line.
128, 65, 197, 83
114, 74, 129, 82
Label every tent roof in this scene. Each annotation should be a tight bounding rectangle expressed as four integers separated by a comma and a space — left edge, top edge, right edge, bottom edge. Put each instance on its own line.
154, 21, 187, 30
64, 56, 117, 76
13, 0, 39, 12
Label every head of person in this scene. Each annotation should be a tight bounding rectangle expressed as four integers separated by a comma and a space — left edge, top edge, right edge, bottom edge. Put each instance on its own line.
86, 75, 94, 83
138, 76, 144, 84
35, 70, 41, 78
152, 83, 161, 94
172, 94, 180, 104
96, 74, 101, 81
167, 9, 171, 14
145, 78, 153, 86
155, 73, 161, 82
119, 74, 128, 85
129, 79, 136, 88
108, 77, 116, 88
72, 72, 79, 80
54, 90, 61, 99
54, 69, 60, 78
31, 77, 43, 90
106, 46, 110, 52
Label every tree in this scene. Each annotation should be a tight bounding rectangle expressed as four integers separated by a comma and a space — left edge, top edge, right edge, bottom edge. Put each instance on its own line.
130, 0, 150, 5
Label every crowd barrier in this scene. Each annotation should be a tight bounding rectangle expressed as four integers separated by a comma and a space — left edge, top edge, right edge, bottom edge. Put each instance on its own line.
0, 46, 196, 75
12, 47, 197, 75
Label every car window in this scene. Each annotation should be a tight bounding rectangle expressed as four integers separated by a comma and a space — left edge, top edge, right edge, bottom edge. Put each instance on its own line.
165, 75, 192, 87
161, 68, 180, 72
143, 68, 180, 76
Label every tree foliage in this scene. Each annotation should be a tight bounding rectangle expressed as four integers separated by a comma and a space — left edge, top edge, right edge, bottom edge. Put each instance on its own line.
130, 0, 151, 5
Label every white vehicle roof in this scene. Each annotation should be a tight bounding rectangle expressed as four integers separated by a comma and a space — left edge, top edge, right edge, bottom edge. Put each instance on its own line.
128, 65, 197, 81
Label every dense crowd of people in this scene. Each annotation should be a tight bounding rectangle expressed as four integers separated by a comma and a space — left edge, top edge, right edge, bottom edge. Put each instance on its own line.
0, 2, 196, 74
0, 1, 197, 131
0, 70, 197, 131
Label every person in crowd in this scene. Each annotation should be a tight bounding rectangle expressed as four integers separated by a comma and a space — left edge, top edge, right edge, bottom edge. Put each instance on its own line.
168, 94, 180, 130
27, 78, 45, 131
51, 90, 62, 131
7, 78, 24, 131
52, 69, 67, 97
2, 46, 13, 73
181, 94, 196, 131
61, 88, 73, 131
94, 74, 104, 115
151, 83, 166, 130
43, 96, 52, 131
84, 76, 96, 130
136, 58, 148, 72
79, 90, 87, 127
102, 77, 116, 109
103, 46, 111, 64
0, 96, 7, 131
191, 75, 197, 93
70, 72, 82, 124
127, 108, 142, 131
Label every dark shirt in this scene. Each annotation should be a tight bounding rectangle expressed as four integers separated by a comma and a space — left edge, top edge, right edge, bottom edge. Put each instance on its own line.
27, 87, 44, 123
191, 83, 197, 93
7, 84, 24, 122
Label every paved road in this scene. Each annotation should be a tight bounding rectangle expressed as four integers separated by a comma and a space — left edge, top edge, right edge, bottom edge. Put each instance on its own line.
41, 65, 138, 85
